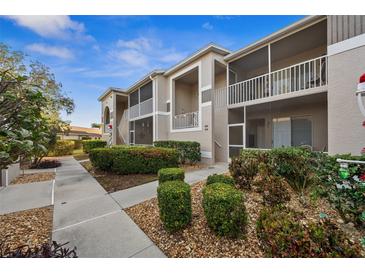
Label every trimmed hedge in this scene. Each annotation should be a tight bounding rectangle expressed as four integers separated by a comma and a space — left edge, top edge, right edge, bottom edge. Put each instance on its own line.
89, 146, 179, 174
82, 140, 107, 153
206, 174, 234, 186
157, 180, 192, 232
154, 140, 201, 164
158, 167, 185, 184
202, 183, 247, 238
51, 140, 74, 156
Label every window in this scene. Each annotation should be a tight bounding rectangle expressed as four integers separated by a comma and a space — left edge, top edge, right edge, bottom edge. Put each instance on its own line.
291, 116, 312, 147
166, 102, 171, 112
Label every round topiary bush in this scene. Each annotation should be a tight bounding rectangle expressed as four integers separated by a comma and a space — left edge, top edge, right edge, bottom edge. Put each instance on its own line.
157, 180, 192, 232
158, 167, 185, 184
206, 174, 234, 186
202, 183, 247, 238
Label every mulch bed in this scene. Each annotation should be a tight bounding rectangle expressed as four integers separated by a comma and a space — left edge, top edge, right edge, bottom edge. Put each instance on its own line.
0, 206, 53, 253
80, 160, 157, 193
125, 180, 364, 258
11, 172, 55, 185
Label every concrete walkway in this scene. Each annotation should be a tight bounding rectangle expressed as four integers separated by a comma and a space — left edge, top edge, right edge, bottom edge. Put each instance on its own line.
52, 157, 228, 258
52, 157, 165, 258
0, 181, 53, 215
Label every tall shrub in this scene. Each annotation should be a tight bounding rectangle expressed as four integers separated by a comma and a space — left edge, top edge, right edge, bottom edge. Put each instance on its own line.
154, 140, 201, 164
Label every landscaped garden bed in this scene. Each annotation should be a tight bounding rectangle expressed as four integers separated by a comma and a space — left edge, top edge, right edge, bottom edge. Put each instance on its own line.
126, 148, 365, 258
11, 172, 55, 185
81, 160, 157, 192
0, 206, 53, 253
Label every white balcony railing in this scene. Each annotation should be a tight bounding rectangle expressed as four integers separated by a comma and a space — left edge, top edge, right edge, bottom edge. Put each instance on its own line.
173, 111, 199, 129
228, 56, 328, 105
129, 98, 153, 119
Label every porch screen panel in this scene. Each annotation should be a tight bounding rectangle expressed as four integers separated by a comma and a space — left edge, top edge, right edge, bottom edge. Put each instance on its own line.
291, 117, 312, 147
130, 91, 139, 106
140, 81, 153, 102
135, 116, 153, 145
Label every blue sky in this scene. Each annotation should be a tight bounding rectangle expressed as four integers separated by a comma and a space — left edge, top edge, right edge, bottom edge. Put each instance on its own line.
0, 15, 304, 127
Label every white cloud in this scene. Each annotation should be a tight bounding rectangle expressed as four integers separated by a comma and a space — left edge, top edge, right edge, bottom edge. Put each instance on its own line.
110, 36, 185, 68
5, 15, 91, 40
113, 49, 149, 67
26, 43, 74, 59
202, 22, 213, 30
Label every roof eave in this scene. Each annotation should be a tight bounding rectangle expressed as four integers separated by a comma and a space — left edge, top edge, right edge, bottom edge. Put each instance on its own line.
224, 15, 327, 62
164, 44, 231, 76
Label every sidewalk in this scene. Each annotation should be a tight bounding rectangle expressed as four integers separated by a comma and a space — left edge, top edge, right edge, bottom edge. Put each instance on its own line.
52, 157, 228, 258
52, 157, 165, 258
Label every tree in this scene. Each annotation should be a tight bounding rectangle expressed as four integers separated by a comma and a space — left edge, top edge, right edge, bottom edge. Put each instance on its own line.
91, 123, 101, 129
0, 43, 74, 169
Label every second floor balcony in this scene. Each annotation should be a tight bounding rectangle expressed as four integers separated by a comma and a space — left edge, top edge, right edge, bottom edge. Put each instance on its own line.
228, 56, 328, 106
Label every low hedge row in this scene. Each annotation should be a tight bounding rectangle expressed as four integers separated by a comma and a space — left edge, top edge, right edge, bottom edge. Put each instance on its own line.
51, 140, 74, 156
89, 146, 179, 174
154, 140, 201, 164
202, 183, 247, 238
158, 167, 185, 184
82, 140, 107, 153
157, 180, 192, 232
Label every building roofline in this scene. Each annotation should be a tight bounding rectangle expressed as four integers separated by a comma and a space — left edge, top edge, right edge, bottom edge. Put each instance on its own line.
224, 15, 327, 62
97, 87, 126, 101
164, 43, 231, 76
125, 69, 165, 93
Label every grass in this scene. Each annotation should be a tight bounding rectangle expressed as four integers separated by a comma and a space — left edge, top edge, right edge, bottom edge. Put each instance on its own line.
72, 148, 89, 161
80, 160, 157, 193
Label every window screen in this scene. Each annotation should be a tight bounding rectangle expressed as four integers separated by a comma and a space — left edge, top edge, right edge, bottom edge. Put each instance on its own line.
130, 91, 139, 106
140, 81, 153, 102
202, 89, 211, 103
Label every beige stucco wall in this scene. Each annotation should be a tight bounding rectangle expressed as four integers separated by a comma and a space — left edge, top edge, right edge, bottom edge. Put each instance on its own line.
328, 45, 365, 155
175, 81, 198, 114
101, 93, 114, 142
246, 99, 328, 151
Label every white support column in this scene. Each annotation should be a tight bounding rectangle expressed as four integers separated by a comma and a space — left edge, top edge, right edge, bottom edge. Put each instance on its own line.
112, 92, 117, 145
268, 43, 271, 96
243, 105, 246, 149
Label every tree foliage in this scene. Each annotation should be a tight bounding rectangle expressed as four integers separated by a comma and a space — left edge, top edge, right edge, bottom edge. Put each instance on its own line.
0, 43, 74, 169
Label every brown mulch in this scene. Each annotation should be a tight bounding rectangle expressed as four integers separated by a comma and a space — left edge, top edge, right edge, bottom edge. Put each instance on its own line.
0, 206, 53, 253
126, 179, 364, 258
125, 180, 264, 258
11, 172, 55, 185
80, 161, 157, 193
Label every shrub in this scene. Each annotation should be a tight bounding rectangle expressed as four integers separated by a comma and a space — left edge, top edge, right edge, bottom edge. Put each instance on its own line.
229, 154, 260, 189
257, 164, 290, 206
0, 240, 77, 258
268, 147, 318, 195
82, 139, 107, 153
256, 206, 362, 257
73, 140, 83, 150
157, 181, 192, 232
202, 183, 247, 237
154, 140, 201, 164
206, 174, 234, 186
51, 140, 74, 156
158, 167, 185, 184
30, 159, 61, 169
89, 146, 179, 174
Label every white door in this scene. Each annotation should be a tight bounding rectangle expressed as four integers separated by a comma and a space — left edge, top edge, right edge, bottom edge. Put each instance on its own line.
273, 117, 291, 148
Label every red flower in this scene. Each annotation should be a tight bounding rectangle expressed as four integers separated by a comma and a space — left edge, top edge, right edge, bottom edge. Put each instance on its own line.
108, 124, 112, 129
360, 73, 365, 83
362, 147, 365, 155
360, 174, 365, 181
363, 121, 365, 127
